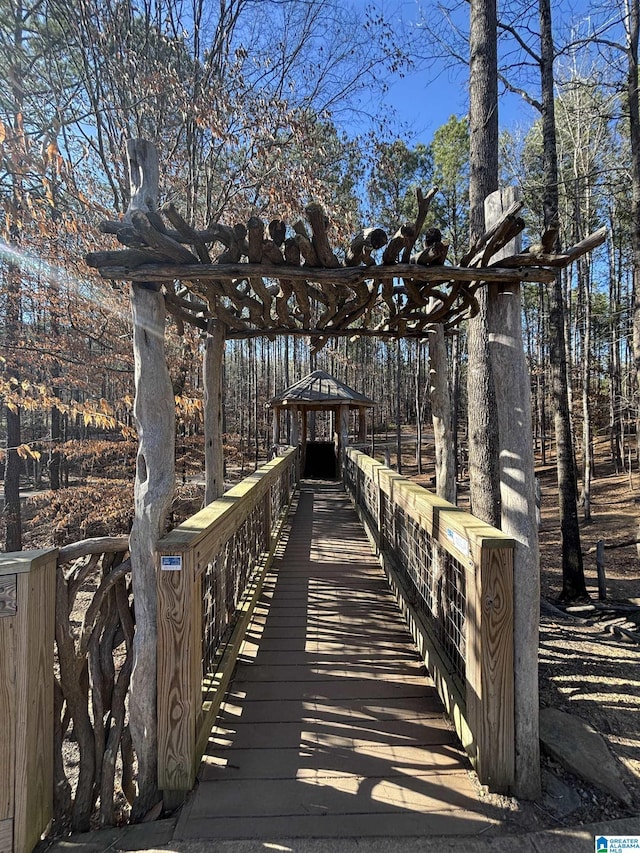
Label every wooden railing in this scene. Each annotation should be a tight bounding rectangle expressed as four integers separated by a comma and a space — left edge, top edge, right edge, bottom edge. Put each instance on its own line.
156, 448, 298, 804
344, 447, 516, 791
0, 548, 57, 853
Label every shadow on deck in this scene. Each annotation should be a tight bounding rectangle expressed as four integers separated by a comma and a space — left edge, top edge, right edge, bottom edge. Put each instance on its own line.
175, 481, 507, 841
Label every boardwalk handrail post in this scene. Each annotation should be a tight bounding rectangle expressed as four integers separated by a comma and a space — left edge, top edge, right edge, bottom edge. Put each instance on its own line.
156, 450, 297, 805
344, 448, 515, 792
441, 508, 515, 789
156, 539, 201, 806
0, 549, 57, 853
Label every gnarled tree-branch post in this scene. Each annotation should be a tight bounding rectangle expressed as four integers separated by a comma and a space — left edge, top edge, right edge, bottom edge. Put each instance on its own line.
124, 139, 176, 818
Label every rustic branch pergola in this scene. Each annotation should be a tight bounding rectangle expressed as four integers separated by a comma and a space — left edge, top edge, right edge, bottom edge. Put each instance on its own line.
90, 139, 607, 808
87, 143, 606, 352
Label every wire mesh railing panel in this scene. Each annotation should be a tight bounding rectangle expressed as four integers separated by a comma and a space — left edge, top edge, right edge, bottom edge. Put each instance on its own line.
198, 452, 297, 696
391, 504, 466, 682
201, 498, 266, 689
345, 448, 468, 687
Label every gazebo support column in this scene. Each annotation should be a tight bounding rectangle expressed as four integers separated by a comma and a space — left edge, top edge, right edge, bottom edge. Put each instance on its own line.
204, 319, 226, 504
338, 403, 349, 474
486, 188, 540, 799
301, 409, 308, 476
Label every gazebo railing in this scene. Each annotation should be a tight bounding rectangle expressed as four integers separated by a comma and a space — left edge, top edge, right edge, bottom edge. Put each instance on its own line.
344, 447, 516, 791
156, 448, 298, 804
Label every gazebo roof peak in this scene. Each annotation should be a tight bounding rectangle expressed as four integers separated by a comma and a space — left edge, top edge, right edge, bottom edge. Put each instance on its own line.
269, 369, 375, 408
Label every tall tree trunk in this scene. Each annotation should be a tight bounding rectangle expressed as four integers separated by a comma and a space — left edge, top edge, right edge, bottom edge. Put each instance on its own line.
396, 339, 402, 474
50, 286, 62, 490
580, 258, 592, 522
627, 0, 640, 552
467, 0, 500, 526
4, 1, 24, 551
608, 225, 623, 472
415, 341, 423, 475
539, 0, 587, 600
4, 265, 22, 551
204, 320, 226, 504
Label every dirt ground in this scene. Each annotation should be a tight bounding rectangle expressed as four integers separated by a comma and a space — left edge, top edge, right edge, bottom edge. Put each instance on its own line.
533, 444, 640, 827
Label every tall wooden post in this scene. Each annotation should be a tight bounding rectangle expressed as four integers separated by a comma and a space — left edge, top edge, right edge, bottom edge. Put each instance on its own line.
125, 139, 176, 816
0, 549, 56, 853
486, 187, 540, 798
301, 409, 308, 477
204, 319, 225, 505
339, 403, 349, 475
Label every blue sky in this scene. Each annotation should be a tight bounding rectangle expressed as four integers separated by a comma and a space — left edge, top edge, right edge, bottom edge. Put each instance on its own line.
349, 0, 602, 146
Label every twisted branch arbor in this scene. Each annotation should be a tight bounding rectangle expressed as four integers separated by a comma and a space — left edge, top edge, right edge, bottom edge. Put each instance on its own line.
86, 145, 605, 348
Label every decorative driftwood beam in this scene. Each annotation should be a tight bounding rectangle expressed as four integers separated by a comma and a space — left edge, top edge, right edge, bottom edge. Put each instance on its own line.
227, 326, 438, 340
402, 187, 439, 262
383, 225, 415, 264
294, 232, 320, 266
129, 210, 200, 264
498, 226, 608, 269
261, 240, 285, 264
58, 536, 130, 563
247, 216, 264, 263
305, 202, 340, 268
90, 147, 606, 339
414, 232, 449, 266
346, 227, 388, 265
461, 200, 525, 266
269, 219, 286, 246
93, 261, 558, 285
86, 248, 168, 268
164, 290, 209, 315
161, 202, 212, 263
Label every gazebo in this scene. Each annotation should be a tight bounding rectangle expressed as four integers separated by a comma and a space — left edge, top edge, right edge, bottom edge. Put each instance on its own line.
268, 369, 375, 477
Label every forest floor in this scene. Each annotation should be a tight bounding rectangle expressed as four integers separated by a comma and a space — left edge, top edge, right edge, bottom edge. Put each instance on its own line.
5, 433, 640, 833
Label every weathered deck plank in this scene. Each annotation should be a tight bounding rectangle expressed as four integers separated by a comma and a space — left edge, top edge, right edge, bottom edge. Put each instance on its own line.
175, 482, 501, 840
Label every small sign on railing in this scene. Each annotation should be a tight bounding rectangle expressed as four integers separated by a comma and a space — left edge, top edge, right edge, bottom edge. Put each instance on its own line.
445, 527, 470, 557
161, 555, 183, 571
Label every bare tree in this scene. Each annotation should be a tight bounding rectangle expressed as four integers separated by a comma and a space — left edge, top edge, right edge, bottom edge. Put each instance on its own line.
466, 0, 501, 526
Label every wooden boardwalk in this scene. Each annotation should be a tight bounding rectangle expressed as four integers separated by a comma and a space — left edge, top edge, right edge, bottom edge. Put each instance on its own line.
176, 481, 503, 840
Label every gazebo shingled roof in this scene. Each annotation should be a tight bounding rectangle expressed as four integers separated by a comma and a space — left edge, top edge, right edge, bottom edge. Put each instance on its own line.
269, 370, 375, 409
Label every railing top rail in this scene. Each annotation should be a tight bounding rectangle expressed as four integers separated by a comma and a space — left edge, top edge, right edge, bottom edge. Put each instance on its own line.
0, 547, 59, 576
346, 446, 514, 555
158, 448, 297, 556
